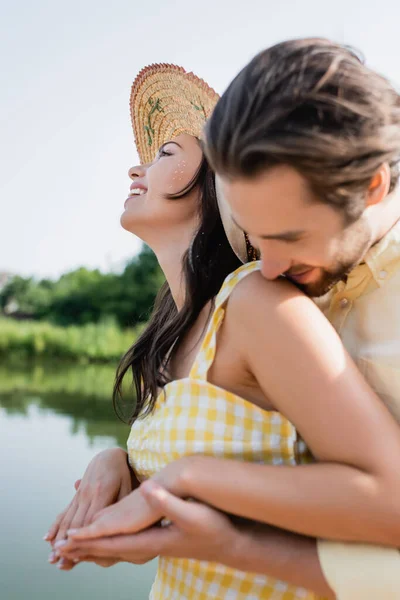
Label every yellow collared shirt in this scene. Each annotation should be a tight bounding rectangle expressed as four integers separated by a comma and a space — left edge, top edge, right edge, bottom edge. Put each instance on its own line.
314, 219, 400, 598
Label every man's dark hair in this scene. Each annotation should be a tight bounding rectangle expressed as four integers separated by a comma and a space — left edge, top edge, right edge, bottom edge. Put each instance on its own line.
205, 38, 400, 221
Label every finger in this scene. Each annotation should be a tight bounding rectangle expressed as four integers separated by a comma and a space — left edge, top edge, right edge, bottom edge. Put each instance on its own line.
56, 558, 78, 571
72, 556, 118, 567
58, 531, 160, 561
67, 500, 91, 535
90, 558, 118, 568
54, 497, 83, 546
59, 538, 123, 560
48, 550, 59, 564
46, 478, 84, 543
140, 481, 205, 533
66, 507, 121, 540
83, 487, 118, 528
67, 490, 159, 540
45, 504, 71, 543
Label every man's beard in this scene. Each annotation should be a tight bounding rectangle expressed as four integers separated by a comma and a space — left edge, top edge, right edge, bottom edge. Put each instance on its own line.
287, 221, 372, 298
288, 262, 355, 298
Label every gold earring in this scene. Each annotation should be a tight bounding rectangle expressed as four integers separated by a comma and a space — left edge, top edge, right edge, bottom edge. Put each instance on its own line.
244, 233, 258, 262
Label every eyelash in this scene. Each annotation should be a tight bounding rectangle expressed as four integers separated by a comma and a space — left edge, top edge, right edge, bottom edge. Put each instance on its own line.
159, 148, 172, 157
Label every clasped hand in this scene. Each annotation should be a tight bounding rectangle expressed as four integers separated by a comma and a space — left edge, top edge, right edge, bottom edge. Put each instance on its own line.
48, 455, 241, 569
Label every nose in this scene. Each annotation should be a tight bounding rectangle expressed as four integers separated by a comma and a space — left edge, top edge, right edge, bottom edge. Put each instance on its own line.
128, 164, 146, 180
257, 239, 292, 280
260, 253, 291, 280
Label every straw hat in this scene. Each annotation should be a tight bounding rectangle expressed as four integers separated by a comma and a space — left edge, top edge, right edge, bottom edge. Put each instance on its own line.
130, 63, 219, 165
129, 63, 254, 263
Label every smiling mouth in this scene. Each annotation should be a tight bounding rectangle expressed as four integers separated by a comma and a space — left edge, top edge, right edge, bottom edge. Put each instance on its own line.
128, 188, 146, 197
286, 268, 315, 283
124, 188, 147, 209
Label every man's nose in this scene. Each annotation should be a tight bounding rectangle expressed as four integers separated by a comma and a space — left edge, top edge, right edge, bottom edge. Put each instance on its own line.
260, 254, 291, 280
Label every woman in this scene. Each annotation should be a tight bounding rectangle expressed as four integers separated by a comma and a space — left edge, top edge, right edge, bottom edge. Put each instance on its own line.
47, 65, 400, 599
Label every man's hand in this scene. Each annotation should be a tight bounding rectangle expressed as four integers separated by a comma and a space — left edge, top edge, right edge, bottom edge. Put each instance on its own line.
55, 480, 240, 566
56, 482, 334, 597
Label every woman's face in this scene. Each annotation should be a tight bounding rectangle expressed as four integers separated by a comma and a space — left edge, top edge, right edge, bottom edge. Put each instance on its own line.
121, 134, 203, 246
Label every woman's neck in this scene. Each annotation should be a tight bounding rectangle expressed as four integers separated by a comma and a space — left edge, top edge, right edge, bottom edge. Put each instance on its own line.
153, 242, 190, 310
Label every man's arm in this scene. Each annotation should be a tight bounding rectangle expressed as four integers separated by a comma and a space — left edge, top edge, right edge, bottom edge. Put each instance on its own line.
229, 520, 334, 598
145, 485, 400, 598
59, 483, 400, 598
232, 522, 400, 600
58, 481, 334, 597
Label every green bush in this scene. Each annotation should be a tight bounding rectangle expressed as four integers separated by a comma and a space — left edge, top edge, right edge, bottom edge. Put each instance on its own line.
0, 317, 137, 363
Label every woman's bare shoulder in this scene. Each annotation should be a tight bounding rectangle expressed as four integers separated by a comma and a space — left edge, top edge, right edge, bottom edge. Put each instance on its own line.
223, 269, 332, 348
227, 270, 313, 312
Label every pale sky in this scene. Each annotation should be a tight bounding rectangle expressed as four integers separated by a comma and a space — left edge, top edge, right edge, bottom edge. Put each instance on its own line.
1, 0, 399, 278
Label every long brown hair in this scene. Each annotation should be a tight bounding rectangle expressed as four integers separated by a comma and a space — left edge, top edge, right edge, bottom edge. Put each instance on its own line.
205, 38, 400, 223
113, 155, 242, 423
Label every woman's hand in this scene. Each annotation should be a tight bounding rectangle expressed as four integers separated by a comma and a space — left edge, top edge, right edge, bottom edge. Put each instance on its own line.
55, 480, 238, 567
58, 457, 192, 542
55, 482, 335, 597
46, 448, 138, 569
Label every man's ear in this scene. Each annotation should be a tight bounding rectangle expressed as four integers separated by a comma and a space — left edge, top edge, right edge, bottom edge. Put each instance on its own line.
366, 163, 391, 207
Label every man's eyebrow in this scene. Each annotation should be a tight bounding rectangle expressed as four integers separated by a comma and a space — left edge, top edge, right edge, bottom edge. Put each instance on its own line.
231, 216, 306, 241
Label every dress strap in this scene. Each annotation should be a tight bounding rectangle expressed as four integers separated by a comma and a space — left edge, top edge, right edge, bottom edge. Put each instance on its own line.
189, 261, 261, 380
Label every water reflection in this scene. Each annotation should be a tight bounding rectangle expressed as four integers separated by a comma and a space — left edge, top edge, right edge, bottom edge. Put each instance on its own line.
0, 361, 132, 445
0, 361, 156, 600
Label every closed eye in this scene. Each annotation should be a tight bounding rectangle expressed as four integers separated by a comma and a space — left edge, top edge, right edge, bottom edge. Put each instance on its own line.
158, 141, 179, 158
231, 216, 306, 243
277, 236, 304, 243
158, 148, 172, 157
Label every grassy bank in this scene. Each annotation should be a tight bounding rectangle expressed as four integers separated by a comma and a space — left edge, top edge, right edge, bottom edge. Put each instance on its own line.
0, 317, 139, 363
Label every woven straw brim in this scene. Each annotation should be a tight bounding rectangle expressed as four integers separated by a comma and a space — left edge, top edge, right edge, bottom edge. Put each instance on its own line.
130, 64, 220, 165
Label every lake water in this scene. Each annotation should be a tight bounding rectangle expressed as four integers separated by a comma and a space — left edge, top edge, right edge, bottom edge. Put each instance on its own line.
0, 361, 157, 600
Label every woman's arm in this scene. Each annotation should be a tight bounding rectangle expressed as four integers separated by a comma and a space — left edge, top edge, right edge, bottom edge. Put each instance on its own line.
164, 271, 400, 546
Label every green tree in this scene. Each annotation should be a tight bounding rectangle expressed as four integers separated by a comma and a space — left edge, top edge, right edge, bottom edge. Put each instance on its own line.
0, 245, 164, 328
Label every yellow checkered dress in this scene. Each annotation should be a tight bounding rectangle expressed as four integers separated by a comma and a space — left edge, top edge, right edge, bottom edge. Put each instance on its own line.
128, 262, 320, 600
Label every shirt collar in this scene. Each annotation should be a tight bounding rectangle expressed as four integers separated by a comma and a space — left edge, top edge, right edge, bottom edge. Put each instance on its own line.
364, 218, 400, 285
315, 218, 400, 306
